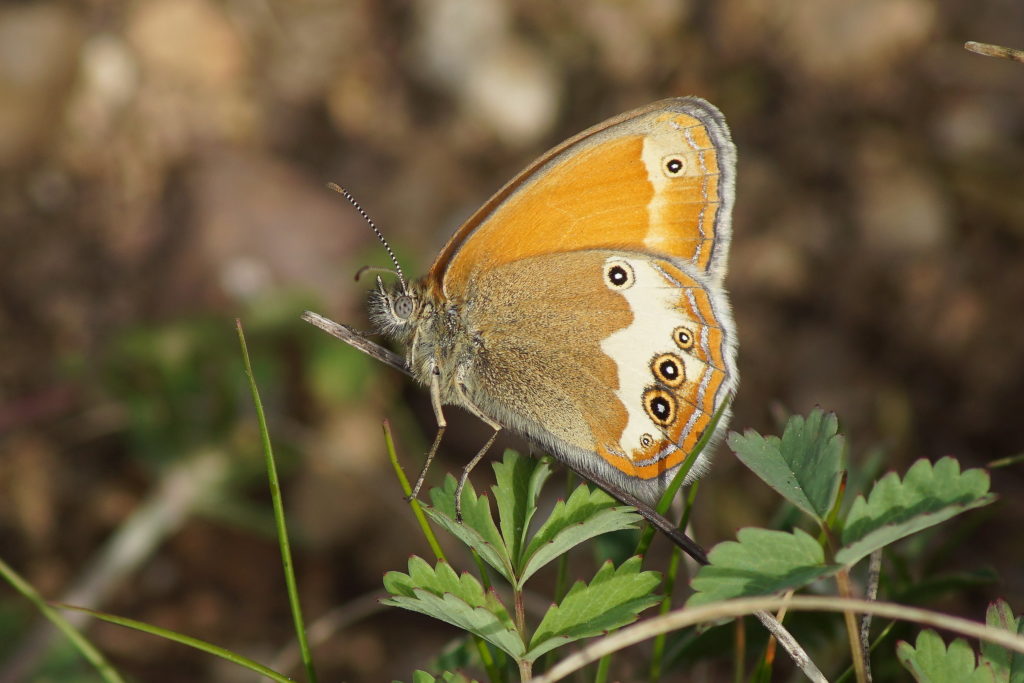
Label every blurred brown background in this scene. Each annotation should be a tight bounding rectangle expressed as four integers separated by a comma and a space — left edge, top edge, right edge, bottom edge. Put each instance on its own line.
1, 0, 1022, 681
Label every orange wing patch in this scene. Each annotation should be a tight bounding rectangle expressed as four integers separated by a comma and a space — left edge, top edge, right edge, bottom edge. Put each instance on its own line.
435, 136, 654, 293
431, 100, 735, 298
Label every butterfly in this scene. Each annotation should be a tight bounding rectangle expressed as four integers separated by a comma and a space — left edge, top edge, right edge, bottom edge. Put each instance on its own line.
306, 97, 738, 544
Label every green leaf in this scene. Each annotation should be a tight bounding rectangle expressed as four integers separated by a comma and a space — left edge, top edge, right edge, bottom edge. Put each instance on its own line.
686, 528, 839, 607
492, 450, 551, 569
424, 475, 513, 581
382, 557, 523, 657
526, 556, 661, 661
897, 630, 997, 683
383, 557, 511, 623
981, 600, 1024, 683
518, 485, 642, 587
727, 409, 843, 522
837, 457, 995, 566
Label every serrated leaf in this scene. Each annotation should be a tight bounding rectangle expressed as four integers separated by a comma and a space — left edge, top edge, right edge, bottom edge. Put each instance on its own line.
425, 475, 512, 581
981, 600, 1024, 683
526, 556, 661, 661
385, 590, 525, 657
727, 409, 843, 522
492, 450, 550, 568
383, 556, 513, 625
686, 528, 839, 607
897, 630, 997, 683
382, 557, 522, 657
837, 457, 995, 566
518, 485, 641, 587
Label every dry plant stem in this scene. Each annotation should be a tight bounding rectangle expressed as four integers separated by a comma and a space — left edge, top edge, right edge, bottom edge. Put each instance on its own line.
733, 616, 746, 683
965, 41, 1024, 62
528, 595, 1024, 683
0, 450, 228, 683
762, 592, 793, 669
301, 312, 411, 375
835, 569, 869, 683
753, 610, 827, 683
860, 550, 883, 663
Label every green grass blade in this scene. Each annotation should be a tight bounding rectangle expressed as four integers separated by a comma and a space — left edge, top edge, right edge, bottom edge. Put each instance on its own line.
236, 319, 316, 682
54, 603, 292, 682
383, 420, 446, 561
636, 396, 731, 557
0, 558, 126, 683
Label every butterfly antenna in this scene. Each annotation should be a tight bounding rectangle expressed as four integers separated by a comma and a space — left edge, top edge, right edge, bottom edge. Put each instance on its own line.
329, 183, 408, 293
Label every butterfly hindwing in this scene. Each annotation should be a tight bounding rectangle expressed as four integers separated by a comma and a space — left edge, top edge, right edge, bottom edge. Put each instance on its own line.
459, 249, 736, 502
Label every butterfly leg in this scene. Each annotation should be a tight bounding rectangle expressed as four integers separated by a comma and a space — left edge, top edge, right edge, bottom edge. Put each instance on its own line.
408, 369, 447, 502
453, 383, 502, 522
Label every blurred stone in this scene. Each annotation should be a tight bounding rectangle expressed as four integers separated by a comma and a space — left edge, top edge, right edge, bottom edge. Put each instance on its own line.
933, 96, 1006, 158
268, 2, 364, 104
721, 0, 935, 82
0, 3, 82, 167
733, 234, 809, 297
126, 0, 246, 89
187, 150, 367, 309
461, 41, 560, 147
413, 0, 560, 146
581, 0, 693, 82
292, 407, 393, 546
66, 33, 139, 142
325, 59, 413, 148
856, 140, 951, 254
0, 434, 57, 551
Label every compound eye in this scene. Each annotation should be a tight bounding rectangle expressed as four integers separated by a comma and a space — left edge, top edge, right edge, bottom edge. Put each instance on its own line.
393, 294, 415, 319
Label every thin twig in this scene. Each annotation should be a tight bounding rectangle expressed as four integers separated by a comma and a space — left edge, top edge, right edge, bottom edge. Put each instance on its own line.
860, 549, 884, 671
965, 41, 1024, 62
527, 595, 1024, 683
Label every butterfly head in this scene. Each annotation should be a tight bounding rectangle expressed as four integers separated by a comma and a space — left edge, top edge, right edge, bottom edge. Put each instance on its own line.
368, 276, 426, 344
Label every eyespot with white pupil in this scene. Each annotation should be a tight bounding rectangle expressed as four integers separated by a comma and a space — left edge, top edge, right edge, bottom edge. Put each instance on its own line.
640, 433, 654, 448
673, 326, 695, 351
603, 260, 634, 290
651, 353, 685, 388
393, 294, 415, 319
662, 155, 686, 177
643, 388, 677, 427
